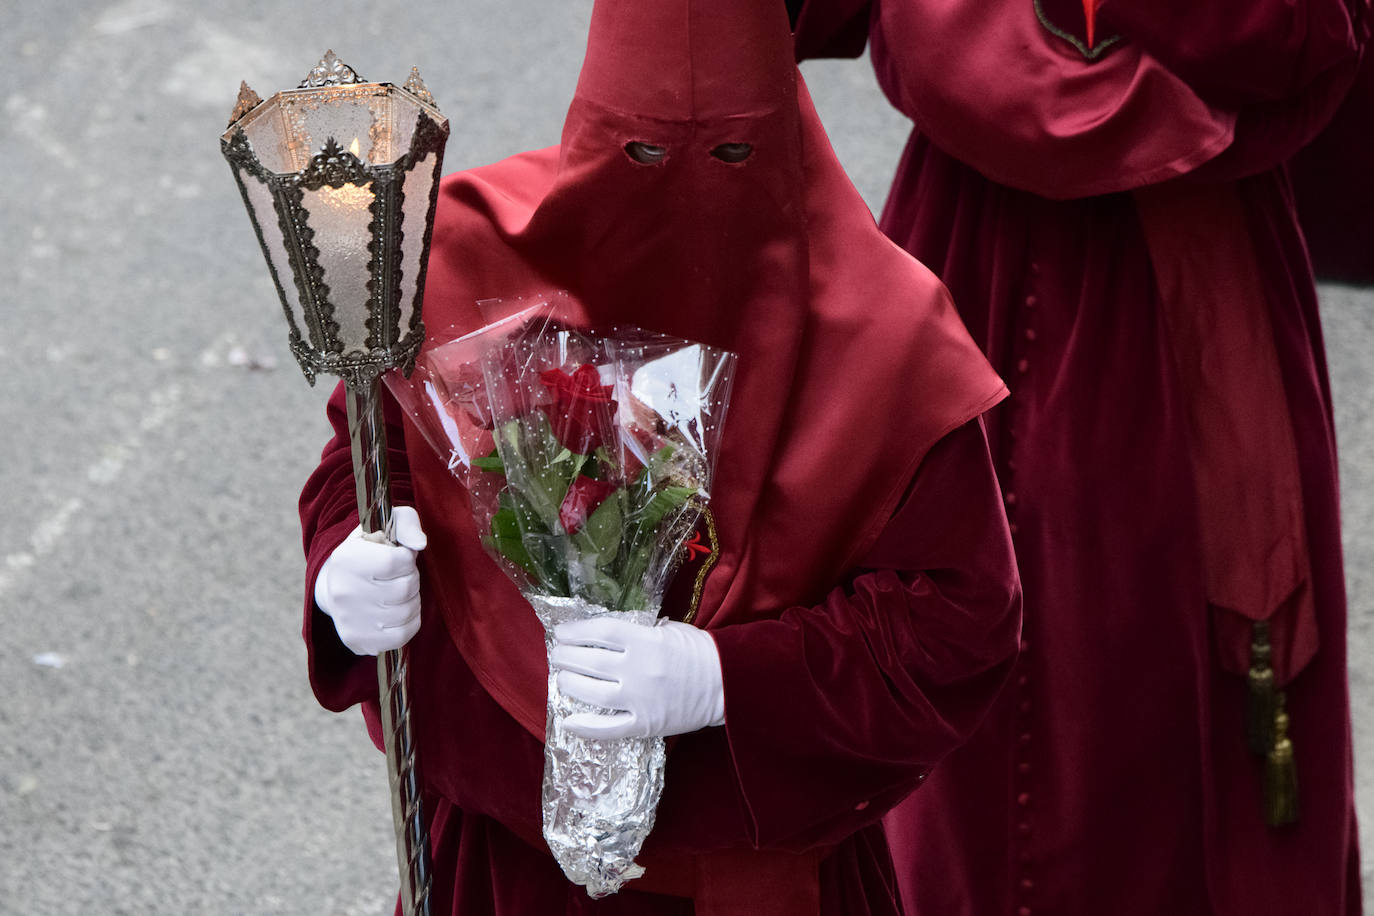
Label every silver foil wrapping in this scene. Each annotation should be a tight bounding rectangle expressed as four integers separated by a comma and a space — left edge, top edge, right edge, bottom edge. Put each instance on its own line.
530, 596, 666, 898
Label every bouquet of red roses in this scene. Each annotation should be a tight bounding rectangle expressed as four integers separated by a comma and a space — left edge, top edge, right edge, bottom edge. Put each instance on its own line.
388, 297, 735, 895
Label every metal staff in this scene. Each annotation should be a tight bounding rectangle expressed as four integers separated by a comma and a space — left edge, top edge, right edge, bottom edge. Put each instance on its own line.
220, 51, 449, 915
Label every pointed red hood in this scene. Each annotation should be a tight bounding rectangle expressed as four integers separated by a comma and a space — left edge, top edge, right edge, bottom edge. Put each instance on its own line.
574, 0, 795, 120
404, 0, 1006, 740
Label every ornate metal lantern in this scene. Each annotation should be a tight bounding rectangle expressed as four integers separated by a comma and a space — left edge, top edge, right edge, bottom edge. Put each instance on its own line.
221, 50, 448, 390
220, 51, 449, 916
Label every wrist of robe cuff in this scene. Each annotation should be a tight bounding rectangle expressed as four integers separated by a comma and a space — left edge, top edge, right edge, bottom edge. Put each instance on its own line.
712, 615, 923, 849
303, 514, 378, 712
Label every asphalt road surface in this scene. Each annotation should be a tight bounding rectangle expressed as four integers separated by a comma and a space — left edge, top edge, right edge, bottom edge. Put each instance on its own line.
1, 1, 1370, 913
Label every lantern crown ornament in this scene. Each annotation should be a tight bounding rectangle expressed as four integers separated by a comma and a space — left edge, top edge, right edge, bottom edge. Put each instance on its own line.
221, 52, 450, 390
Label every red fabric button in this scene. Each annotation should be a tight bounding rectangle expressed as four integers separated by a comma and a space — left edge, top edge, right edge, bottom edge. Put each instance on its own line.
1004, 491, 1017, 505
1017, 793, 1031, 806
1018, 907, 1032, 916
1024, 294, 1038, 307
1018, 762, 1031, 775
1016, 358, 1030, 373
1021, 879, 1034, 891
1024, 328, 1037, 341
1019, 732, 1032, 745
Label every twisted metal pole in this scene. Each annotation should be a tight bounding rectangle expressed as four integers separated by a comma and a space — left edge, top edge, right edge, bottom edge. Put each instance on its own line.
346, 381, 433, 916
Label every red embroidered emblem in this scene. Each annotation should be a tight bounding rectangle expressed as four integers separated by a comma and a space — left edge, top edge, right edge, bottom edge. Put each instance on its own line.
684, 530, 711, 561
1033, 0, 1121, 60
661, 509, 720, 623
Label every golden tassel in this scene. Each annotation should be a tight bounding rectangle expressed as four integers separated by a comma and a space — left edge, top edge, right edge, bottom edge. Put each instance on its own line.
1246, 620, 1277, 754
1264, 692, 1300, 827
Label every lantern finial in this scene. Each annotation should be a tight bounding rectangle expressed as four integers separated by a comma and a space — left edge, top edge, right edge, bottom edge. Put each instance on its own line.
228, 81, 262, 127
403, 67, 437, 108
300, 50, 366, 89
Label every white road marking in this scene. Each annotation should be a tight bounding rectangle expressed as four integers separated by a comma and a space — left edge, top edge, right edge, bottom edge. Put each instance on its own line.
0, 384, 183, 601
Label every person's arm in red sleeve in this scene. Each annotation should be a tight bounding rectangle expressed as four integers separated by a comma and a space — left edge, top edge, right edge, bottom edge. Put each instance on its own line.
649, 418, 1021, 853
1105, 0, 1368, 180
298, 381, 417, 713
1102, 0, 1365, 106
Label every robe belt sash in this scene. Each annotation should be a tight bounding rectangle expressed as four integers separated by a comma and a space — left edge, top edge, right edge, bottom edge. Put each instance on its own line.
1134, 181, 1315, 826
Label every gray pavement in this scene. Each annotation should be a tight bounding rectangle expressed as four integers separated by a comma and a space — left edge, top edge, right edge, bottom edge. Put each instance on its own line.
0, 2, 1369, 913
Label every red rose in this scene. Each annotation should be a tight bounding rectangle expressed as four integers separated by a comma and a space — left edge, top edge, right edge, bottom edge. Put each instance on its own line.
559, 475, 618, 534
540, 364, 618, 455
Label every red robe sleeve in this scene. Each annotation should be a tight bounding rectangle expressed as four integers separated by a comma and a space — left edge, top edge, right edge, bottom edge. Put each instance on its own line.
1114, 0, 1368, 182
1100, 0, 1366, 106
646, 419, 1021, 854
297, 382, 415, 715
712, 418, 1020, 848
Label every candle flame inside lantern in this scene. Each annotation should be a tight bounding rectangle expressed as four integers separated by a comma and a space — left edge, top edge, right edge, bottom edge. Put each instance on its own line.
322, 138, 374, 211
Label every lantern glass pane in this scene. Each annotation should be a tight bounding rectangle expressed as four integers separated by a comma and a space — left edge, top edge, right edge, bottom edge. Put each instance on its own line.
387, 92, 424, 161
240, 175, 311, 344
285, 90, 385, 170
301, 180, 377, 352
238, 105, 299, 174
397, 151, 438, 331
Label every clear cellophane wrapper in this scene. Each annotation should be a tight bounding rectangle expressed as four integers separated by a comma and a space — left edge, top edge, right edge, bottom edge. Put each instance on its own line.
386, 294, 735, 896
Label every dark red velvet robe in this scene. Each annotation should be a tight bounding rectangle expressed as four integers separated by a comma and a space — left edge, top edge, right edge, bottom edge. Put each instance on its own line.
300, 388, 1021, 914
794, 0, 1365, 913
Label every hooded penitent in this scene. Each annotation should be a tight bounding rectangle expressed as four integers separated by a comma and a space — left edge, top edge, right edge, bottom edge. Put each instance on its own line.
403, 0, 1004, 743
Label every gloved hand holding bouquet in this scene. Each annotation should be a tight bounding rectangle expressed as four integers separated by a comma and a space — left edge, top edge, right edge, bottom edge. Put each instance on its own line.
389, 297, 736, 896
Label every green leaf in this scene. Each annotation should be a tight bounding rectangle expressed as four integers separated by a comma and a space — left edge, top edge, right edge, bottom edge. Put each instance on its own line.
488, 509, 537, 577
619, 582, 650, 613
495, 414, 575, 532
471, 449, 504, 473
637, 486, 698, 531
524, 531, 572, 596
488, 490, 572, 594
569, 563, 624, 607
568, 451, 589, 481
580, 492, 624, 563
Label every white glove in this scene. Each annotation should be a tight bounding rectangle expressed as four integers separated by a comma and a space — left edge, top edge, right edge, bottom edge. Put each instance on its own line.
550, 616, 726, 740
314, 506, 427, 656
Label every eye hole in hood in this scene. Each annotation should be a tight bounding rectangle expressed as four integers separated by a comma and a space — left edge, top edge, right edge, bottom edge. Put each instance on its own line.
624, 141, 668, 165
710, 142, 753, 163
